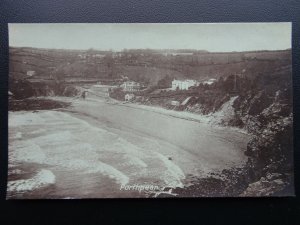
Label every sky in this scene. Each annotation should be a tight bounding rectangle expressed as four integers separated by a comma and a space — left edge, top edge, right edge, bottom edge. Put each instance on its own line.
9, 23, 291, 52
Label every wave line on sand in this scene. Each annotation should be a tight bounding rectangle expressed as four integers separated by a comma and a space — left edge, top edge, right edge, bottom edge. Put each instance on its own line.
7, 169, 56, 192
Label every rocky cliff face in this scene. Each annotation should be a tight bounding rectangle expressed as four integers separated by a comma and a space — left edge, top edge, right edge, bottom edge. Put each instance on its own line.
237, 92, 293, 196
231, 67, 293, 195
182, 65, 293, 196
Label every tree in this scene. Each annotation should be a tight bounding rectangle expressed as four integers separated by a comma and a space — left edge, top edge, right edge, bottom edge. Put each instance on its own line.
157, 75, 172, 88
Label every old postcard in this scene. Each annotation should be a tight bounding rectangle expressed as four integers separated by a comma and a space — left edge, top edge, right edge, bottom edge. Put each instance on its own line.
7, 23, 293, 198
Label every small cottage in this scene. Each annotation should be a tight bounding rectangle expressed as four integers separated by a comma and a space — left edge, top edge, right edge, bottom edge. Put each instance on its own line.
125, 93, 135, 101
171, 100, 180, 106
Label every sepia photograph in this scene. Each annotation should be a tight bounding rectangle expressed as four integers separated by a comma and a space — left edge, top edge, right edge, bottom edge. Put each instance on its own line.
7, 23, 294, 198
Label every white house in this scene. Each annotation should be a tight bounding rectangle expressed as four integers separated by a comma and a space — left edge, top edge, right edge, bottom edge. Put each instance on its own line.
125, 93, 135, 101
171, 100, 180, 106
121, 81, 141, 92
26, 70, 36, 77
171, 79, 199, 90
203, 78, 217, 85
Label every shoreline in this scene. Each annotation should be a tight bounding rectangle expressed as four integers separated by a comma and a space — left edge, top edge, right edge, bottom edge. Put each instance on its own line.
8, 96, 251, 197
37, 96, 249, 135
9, 96, 250, 137
118, 101, 249, 135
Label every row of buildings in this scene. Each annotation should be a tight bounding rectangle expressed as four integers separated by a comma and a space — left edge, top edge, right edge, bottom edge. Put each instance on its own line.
121, 78, 217, 93
123, 78, 217, 102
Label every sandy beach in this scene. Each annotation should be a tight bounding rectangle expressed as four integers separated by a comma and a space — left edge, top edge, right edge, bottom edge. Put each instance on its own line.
8, 96, 250, 198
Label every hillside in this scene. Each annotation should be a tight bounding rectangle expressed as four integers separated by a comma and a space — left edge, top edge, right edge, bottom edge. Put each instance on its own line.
9, 47, 291, 85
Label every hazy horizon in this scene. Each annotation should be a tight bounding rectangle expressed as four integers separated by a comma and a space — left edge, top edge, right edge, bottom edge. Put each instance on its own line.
9, 23, 291, 52
8, 46, 292, 53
